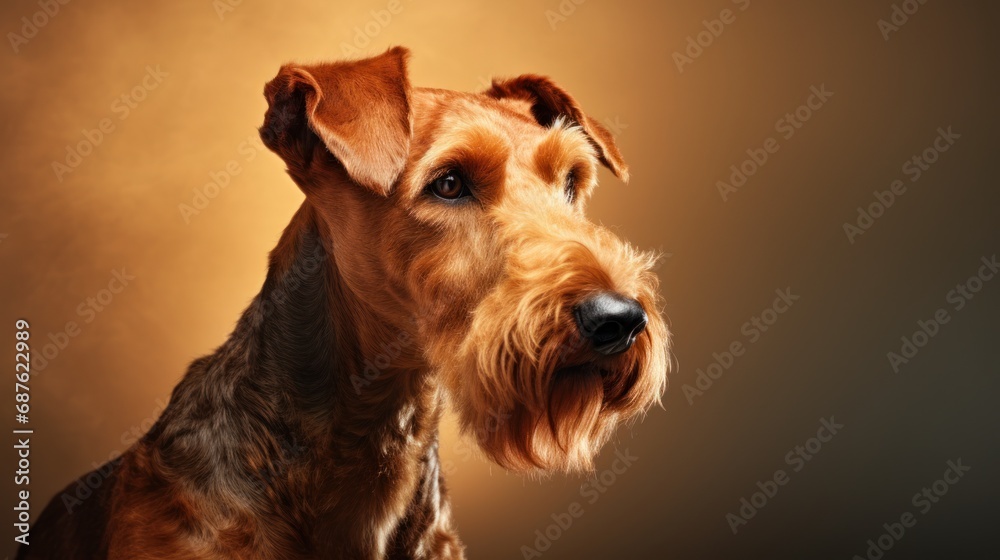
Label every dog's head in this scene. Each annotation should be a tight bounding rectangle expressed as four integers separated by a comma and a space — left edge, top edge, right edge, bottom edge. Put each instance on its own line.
261, 47, 669, 474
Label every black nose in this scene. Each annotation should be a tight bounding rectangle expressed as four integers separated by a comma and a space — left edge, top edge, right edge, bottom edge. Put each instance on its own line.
573, 292, 647, 356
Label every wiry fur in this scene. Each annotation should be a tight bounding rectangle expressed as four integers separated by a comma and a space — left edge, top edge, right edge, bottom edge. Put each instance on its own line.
20, 47, 669, 559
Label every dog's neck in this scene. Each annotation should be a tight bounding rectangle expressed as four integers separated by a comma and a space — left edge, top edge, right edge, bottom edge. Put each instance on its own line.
150, 201, 453, 557
258, 201, 434, 418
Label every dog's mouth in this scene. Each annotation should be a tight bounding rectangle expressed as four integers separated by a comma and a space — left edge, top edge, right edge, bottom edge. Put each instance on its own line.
548, 348, 646, 413
554, 362, 609, 379
550, 361, 621, 406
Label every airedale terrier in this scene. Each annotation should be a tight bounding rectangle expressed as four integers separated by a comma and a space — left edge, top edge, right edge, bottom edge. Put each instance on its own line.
22, 47, 669, 560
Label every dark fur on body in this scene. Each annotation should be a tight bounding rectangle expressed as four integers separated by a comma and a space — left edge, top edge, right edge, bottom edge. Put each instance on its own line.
21, 203, 458, 559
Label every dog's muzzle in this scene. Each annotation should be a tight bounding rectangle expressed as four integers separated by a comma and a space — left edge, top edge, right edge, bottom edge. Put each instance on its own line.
573, 291, 648, 356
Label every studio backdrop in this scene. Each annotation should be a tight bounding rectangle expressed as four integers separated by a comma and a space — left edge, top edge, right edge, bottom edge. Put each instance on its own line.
1, 1, 997, 558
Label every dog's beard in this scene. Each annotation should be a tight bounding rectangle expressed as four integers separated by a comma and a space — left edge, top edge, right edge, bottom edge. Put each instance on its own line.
438, 241, 670, 474
451, 322, 665, 474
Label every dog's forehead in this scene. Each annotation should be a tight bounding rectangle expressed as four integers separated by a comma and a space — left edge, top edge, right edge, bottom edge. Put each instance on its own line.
410, 87, 541, 140
405, 87, 594, 169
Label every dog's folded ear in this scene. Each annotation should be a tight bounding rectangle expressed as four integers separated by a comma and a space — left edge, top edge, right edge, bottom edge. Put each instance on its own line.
260, 47, 412, 196
485, 75, 629, 183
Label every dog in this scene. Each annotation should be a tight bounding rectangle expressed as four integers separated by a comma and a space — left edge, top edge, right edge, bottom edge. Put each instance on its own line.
21, 47, 669, 560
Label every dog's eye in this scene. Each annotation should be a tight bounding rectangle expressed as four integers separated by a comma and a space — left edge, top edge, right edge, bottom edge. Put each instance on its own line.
564, 172, 576, 203
429, 171, 470, 201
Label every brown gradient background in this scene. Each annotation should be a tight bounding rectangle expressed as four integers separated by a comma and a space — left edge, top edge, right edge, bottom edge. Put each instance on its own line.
2, 0, 998, 558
